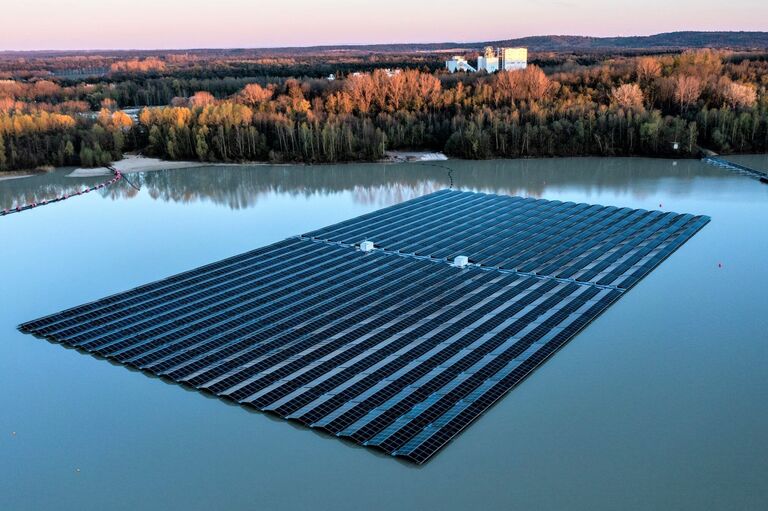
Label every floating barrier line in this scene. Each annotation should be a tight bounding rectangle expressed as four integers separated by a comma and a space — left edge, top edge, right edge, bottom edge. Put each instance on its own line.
1, 165, 123, 217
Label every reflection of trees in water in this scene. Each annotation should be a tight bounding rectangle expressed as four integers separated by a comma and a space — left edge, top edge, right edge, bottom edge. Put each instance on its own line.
113, 164, 454, 209
2, 158, 721, 211
0, 170, 106, 209
352, 182, 446, 206
131, 159, 716, 207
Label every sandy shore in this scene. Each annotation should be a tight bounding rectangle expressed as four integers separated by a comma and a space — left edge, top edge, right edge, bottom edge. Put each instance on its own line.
383, 151, 448, 163
68, 155, 212, 177
0, 169, 52, 181
65, 151, 450, 178
0, 173, 35, 182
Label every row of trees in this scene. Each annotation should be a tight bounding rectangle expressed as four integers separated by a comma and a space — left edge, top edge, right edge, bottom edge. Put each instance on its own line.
1, 51, 766, 171
0, 108, 135, 170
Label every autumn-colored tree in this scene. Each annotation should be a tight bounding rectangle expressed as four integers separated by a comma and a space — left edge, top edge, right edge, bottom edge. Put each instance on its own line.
189, 91, 216, 108
636, 57, 662, 82
31, 80, 61, 99
676, 50, 722, 80
139, 108, 153, 126
345, 73, 376, 113
611, 84, 645, 111
97, 108, 112, 127
0, 97, 14, 111
325, 91, 353, 114
494, 66, 551, 103
0, 80, 25, 100
237, 83, 273, 106
109, 58, 166, 74
100, 98, 118, 111
673, 75, 703, 111
285, 80, 311, 113
720, 80, 757, 109
111, 111, 134, 130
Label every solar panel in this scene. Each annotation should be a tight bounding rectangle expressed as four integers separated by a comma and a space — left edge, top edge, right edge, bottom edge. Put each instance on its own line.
19, 190, 709, 463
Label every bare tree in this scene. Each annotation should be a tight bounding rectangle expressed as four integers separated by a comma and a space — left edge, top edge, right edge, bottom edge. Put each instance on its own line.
522, 66, 551, 101
636, 57, 662, 82
674, 75, 703, 111
720, 79, 757, 109
611, 84, 645, 111
494, 65, 551, 103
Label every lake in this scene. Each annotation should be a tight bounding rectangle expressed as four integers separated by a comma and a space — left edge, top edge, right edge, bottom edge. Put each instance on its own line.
2, 156, 767, 510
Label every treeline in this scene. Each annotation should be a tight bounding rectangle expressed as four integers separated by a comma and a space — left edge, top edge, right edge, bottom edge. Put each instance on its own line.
0, 108, 135, 170
1, 50, 767, 171
0, 52, 441, 81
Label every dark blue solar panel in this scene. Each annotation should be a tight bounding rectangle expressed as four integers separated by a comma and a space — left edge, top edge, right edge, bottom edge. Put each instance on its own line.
20, 189, 709, 464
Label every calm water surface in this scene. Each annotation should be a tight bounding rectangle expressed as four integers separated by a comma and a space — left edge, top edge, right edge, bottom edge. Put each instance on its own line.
1, 157, 767, 511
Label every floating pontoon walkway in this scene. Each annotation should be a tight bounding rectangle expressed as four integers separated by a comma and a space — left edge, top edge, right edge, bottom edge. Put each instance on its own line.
702, 156, 768, 183
20, 190, 710, 464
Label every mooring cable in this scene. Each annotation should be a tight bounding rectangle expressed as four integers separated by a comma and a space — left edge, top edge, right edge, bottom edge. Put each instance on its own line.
120, 172, 141, 191
413, 161, 455, 189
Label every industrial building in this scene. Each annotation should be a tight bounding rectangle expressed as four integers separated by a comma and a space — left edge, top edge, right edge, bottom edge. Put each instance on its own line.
500, 47, 528, 71
444, 56, 476, 73
477, 46, 499, 73
445, 46, 528, 73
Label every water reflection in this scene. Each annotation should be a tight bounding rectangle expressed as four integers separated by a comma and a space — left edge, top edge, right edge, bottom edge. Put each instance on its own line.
0, 170, 107, 210
1, 157, 728, 211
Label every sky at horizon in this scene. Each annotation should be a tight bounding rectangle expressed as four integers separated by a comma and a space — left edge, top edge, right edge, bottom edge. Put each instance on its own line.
3, 0, 767, 51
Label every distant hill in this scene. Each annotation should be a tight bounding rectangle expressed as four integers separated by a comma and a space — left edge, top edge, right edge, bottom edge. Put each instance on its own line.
487, 32, 768, 51
276, 31, 768, 54
3, 31, 768, 58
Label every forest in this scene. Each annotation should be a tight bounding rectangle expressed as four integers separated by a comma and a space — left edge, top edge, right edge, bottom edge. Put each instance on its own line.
0, 49, 767, 171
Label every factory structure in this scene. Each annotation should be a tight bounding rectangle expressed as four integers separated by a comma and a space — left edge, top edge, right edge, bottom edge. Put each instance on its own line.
446, 46, 528, 74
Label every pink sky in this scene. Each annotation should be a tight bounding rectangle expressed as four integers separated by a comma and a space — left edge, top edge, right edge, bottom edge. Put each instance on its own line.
3, 0, 766, 50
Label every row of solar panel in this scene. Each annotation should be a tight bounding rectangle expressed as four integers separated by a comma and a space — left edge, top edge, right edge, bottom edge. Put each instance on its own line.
302, 190, 710, 290
21, 237, 315, 332
22, 240, 624, 463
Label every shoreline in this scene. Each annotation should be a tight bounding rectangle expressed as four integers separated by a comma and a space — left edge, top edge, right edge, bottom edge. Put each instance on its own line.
68, 155, 213, 177
0, 169, 52, 181
382, 151, 449, 163
10, 151, 763, 179
66, 151, 450, 177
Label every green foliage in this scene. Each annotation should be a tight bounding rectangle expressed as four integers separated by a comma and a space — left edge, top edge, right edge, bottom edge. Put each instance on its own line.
445, 123, 491, 159
0, 134, 6, 170
79, 146, 94, 167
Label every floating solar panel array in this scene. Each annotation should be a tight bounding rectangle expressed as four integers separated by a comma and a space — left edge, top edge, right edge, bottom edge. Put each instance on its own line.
20, 190, 709, 464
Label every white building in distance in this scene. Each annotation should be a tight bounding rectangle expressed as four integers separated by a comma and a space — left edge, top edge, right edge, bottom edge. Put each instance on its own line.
446, 47, 529, 74
445, 56, 476, 73
500, 47, 528, 71
477, 46, 499, 73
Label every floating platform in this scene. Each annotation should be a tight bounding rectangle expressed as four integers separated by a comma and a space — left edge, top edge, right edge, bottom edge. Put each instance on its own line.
702, 156, 768, 183
19, 190, 710, 464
